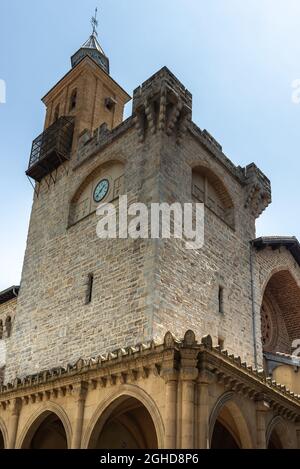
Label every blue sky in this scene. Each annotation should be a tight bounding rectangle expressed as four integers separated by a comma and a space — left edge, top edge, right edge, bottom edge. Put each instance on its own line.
0, 0, 300, 290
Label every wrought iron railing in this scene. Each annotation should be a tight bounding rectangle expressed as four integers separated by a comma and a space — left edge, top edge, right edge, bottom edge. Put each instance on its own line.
26, 116, 74, 181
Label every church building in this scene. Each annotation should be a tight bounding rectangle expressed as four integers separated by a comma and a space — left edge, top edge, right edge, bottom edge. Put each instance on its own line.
0, 21, 300, 449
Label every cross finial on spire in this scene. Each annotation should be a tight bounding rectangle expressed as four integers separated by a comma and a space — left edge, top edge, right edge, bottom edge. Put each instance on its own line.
91, 7, 99, 36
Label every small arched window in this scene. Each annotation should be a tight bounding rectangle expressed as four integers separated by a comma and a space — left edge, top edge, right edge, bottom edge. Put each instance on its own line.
53, 104, 60, 122
0, 320, 3, 340
192, 166, 235, 229
5, 316, 11, 338
69, 89, 77, 111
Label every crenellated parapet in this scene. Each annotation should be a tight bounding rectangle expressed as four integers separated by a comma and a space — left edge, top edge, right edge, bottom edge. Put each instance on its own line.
75, 118, 134, 167
243, 163, 272, 218
132, 67, 192, 144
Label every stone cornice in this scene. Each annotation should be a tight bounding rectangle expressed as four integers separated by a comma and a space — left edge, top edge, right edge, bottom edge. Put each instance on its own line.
1, 331, 299, 421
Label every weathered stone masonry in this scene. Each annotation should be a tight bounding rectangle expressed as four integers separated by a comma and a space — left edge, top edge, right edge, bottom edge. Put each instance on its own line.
1, 31, 300, 448
0, 331, 300, 449
5, 67, 274, 381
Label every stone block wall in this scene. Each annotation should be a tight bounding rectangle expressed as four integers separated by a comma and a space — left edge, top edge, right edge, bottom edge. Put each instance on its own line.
5, 67, 274, 380
0, 298, 17, 382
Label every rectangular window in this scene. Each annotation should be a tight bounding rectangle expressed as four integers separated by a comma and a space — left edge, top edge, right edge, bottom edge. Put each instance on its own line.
86, 273, 94, 304
218, 286, 224, 314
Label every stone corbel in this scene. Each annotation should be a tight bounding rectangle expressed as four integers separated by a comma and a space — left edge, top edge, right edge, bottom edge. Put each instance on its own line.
244, 164, 272, 218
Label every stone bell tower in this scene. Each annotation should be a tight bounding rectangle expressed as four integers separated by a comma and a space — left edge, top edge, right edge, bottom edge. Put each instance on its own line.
26, 24, 130, 183
5, 22, 132, 382
5, 16, 272, 383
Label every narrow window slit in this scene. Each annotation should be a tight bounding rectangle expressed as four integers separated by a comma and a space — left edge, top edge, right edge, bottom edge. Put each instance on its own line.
86, 274, 94, 304
218, 286, 224, 314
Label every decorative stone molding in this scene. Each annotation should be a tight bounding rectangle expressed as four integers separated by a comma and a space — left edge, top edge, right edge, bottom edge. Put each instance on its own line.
244, 163, 272, 218
132, 67, 192, 144
0, 331, 299, 423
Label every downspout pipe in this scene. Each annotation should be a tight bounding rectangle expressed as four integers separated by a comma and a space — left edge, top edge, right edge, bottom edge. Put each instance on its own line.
250, 241, 258, 368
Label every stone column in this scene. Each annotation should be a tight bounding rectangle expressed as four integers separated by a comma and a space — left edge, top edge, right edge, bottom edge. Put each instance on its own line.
164, 378, 178, 449
161, 335, 179, 450
255, 399, 270, 449
197, 370, 213, 449
7, 398, 22, 449
181, 379, 196, 449
180, 332, 199, 449
71, 381, 88, 449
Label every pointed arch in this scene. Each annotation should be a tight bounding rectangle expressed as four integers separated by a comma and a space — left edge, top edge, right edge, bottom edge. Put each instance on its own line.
192, 165, 235, 229
209, 392, 253, 449
0, 417, 8, 449
82, 385, 164, 449
266, 416, 293, 449
16, 402, 72, 449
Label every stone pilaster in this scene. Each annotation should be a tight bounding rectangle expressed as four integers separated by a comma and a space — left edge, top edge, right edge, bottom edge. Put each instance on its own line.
161, 333, 179, 449
71, 381, 88, 449
255, 398, 270, 449
197, 369, 214, 449
164, 377, 178, 449
179, 331, 198, 449
7, 398, 22, 449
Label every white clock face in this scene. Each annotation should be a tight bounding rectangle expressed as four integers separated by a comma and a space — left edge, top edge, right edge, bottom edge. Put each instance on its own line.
93, 179, 109, 203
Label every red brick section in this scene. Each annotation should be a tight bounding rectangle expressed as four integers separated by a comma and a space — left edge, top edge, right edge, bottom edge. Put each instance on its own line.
265, 270, 300, 353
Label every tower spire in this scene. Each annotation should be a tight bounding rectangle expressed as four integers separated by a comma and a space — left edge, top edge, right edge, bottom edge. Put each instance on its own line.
91, 7, 99, 37
71, 5, 110, 74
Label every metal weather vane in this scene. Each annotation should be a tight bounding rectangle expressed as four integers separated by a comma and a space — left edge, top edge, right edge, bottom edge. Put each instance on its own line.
91, 7, 99, 36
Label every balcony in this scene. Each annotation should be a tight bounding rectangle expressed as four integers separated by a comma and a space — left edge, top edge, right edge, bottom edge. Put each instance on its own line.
26, 116, 74, 182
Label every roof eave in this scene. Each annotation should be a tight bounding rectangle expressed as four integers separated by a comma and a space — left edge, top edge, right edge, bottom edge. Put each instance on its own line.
252, 236, 300, 267
0, 285, 20, 305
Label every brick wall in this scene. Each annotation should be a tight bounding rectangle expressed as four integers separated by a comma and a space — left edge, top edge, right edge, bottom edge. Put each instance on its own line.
254, 247, 300, 360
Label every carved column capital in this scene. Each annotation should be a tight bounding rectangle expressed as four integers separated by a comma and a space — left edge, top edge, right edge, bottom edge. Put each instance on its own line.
255, 395, 270, 412
179, 347, 199, 382
72, 381, 89, 402
10, 397, 22, 416
198, 369, 215, 386
255, 397, 270, 449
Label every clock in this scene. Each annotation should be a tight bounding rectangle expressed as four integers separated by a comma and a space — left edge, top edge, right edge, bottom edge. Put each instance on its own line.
93, 179, 110, 203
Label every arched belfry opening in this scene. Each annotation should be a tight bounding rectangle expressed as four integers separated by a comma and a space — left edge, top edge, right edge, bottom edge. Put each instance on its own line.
21, 412, 68, 449
261, 270, 300, 355
88, 396, 158, 449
